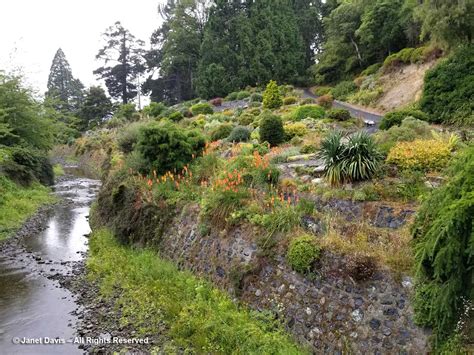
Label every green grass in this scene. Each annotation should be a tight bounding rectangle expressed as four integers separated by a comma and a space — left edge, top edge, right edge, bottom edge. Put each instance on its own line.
0, 176, 55, 240
87, 228, 305, 354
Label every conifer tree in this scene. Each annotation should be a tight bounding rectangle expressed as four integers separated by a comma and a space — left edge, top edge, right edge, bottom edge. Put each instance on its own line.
94, 22, 145, 104
46, 48, 84, 113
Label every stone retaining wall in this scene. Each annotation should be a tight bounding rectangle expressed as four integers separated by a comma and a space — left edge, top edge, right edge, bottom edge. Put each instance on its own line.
158, 204, 430, 354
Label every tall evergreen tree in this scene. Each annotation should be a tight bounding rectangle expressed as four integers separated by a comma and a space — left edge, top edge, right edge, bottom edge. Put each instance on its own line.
46, 48, 84, 113
195, 0, 244, 98
143, 0, 206, 104
94, 22, 145, 104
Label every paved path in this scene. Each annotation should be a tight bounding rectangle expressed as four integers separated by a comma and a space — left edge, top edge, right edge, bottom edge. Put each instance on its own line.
301, 88, 383, 132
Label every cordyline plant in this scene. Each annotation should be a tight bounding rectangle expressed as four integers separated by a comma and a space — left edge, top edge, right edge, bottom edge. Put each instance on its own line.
318, 131, 383, 185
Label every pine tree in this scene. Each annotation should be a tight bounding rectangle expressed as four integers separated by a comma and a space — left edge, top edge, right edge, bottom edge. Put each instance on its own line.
94, 22, 145, 104
46, 48, 84, 113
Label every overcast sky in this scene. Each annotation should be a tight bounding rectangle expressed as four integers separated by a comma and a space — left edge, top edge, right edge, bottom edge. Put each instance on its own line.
0, 0, 163, 96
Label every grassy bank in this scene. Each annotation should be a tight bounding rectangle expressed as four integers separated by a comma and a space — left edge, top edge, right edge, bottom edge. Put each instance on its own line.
0, 176, 55, 240
87, 228, 305, 354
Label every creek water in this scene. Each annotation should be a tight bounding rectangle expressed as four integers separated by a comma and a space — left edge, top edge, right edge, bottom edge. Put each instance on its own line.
0, 168, 100, 354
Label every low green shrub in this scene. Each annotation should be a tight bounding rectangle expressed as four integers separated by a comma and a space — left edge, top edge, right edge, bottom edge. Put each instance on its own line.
236, 91, 251, 100
262, 80, 283, 109
374, 117, 433, 155
173, 111, 187, 122
327, 108, 351, 121
226, 91, 239, 101
137, 121, 206, 174
238, 113, 255, 126
210, 123, 233, 141
143, 102, 166, 117
1, 147, 54, 186
331, 81, 357, 101
291, 105, 325, 121
361, 63, 382, 76
283, 96, 298, 105
250, 93, 263, 102
228, 126, 251, 143
300, 144, 317, 154
287, 235, 320, 273
284, 122, 307, 140
115, 103, 136, 120
191, 103, 213, 116
380, 108, 429, 130
348, 87, 383, 106
313, 86, 332, 96
259, 112, 285, 147
117, 121, 147, 154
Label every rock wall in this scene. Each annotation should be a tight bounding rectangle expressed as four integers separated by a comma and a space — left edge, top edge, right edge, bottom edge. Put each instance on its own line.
158, 204, 430, 354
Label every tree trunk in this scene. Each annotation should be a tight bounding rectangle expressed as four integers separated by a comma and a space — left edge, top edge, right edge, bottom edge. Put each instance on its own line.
350, 35, 363, 67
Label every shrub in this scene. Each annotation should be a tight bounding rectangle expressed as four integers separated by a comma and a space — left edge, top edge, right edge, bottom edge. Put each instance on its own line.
316, 94, 333, 109
374, 117, 433, 155
300, 144, 317, 154
238, 113, 255, 126
379, 108, 429, 130
300, 98, 315, 105
412, 146, 474, 345
348, 88, 383, 106
331, 81, 357, 101
137, 121, 206, 174
236, 91, 251, 100
421, 45, 474, 125
115, 103, 136, 120
226, 91, 239, 101
318, 131, 382, 185
169, 111, 184, 122
291, 105, 325, 121
283, 96, 298, 105
143, 102, 166, 117
209, 97, 223, 106
106, 116, 126, 128
191, 102, 213, 116
287, 235, 320, 273
284, 122, 307, 140
259, 112, 285, 147
210, 123, 233, 141
1, 147, 54, 186
228, 126, 251, 143
361, 63, 382, 76
327, 108, 351, 121
386, 139, 451, 171
313, 86, 332, 96
262, 80, 283, 109
250, 93, 263, 102
117, 122, 146, 154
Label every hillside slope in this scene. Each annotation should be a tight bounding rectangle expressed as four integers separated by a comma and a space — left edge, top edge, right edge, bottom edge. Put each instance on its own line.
376, 61, 438, 112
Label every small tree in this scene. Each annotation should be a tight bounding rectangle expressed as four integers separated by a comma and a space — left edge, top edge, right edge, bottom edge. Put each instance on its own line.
263, 80, 283, 109
259, 112, 285, 146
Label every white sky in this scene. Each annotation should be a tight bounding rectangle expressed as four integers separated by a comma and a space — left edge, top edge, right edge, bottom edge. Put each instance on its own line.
0, 0, 163, 97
